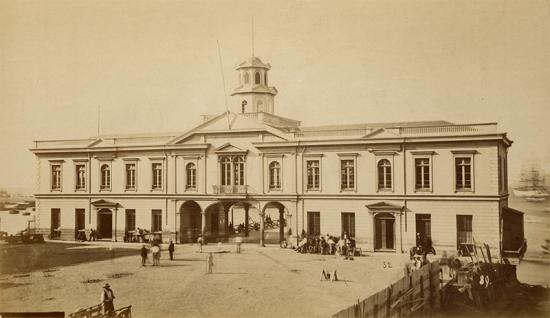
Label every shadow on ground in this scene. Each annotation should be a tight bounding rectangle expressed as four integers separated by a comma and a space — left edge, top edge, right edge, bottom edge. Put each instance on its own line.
0, 242, 139, 275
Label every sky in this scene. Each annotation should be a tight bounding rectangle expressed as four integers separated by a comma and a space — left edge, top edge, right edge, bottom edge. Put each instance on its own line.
0, 0, 549, 191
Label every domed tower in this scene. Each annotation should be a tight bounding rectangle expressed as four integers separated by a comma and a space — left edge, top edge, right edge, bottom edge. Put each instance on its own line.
230, 56, 278, 114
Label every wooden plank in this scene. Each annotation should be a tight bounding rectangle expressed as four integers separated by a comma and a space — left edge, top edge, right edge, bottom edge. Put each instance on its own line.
364, 292, 376, 317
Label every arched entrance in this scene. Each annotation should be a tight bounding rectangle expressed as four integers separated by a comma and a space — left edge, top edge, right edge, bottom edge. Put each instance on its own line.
262, 202, 287, 245
97, 208, 112, 239
179, 201, 202, 243
374, 212, 395, 251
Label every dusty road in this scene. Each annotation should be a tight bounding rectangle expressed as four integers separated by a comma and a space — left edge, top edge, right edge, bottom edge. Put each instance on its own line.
0, 242, 408, 317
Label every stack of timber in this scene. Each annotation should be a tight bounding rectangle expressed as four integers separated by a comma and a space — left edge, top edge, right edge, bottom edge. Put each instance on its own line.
332, 261, 441, 318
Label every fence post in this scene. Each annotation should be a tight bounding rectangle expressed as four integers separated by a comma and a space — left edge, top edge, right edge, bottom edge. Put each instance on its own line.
386, 285, 392, 317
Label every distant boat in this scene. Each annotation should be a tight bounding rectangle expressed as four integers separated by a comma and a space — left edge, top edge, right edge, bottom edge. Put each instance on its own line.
513, 168, 549, 201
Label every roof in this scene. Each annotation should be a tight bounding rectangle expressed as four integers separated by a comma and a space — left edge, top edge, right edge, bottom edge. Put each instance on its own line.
299, 120, 453, 132
236, 56, 271, 70
231, 85, 278, 96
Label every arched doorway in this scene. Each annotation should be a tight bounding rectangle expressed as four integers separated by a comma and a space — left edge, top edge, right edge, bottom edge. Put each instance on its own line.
374, 213, 395, 251
179, 201, 202, 243
262, 202, 287, 245
97, 208, 112, 239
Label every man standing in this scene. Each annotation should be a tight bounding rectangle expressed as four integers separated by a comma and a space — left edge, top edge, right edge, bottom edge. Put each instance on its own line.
140, 245, 148, 266
151, 244, 160, 266
235, 236, 242, 254
197, 235, 203, 253
101, 283, 115, 315
168, 240, 175, 261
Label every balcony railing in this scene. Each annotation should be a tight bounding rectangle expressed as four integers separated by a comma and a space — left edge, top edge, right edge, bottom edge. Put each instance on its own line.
212, 185, 248, 195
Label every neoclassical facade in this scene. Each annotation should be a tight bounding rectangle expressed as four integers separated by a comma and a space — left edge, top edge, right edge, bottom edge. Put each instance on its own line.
30, 55, 525, 258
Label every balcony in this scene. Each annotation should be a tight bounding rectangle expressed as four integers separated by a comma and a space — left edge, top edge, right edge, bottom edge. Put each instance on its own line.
212, 185, 249, 195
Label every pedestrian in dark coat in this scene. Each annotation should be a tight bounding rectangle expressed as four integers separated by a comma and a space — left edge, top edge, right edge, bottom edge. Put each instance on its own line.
101, 283, 115, 315
168, 240, 175, 260
140, 245, 148, 266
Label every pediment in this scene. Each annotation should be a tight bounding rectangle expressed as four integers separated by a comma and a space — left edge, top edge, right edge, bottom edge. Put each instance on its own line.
362, 128, 400, 139
169, 112, 291, 145
214, 143, 247, 154
366, 201, 404, 211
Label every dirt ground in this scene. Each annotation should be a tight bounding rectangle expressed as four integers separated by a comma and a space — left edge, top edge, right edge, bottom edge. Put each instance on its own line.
0, 241, 408, 317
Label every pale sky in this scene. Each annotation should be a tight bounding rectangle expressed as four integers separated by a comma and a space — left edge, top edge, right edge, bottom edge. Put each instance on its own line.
1, 0, 549, 190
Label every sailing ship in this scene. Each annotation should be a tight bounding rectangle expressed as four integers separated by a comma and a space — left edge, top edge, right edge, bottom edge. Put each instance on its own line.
512, 168, 548, 201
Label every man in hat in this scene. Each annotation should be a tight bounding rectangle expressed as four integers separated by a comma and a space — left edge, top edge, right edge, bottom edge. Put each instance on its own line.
140, 244, 148, 266
100, 283, 115, 315
168, 240, 175, 261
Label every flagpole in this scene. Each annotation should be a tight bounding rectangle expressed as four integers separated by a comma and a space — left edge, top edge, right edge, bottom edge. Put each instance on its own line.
217, 40, 231, 129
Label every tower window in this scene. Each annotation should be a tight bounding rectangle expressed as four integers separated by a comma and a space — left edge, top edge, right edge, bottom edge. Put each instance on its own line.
257, 100, 264, 112
264, 73, 268, 85
244, 72, 250, 84
255, 72, 261, 85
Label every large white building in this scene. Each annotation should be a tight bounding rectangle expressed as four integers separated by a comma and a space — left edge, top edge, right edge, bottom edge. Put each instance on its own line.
30, 54, 525, 258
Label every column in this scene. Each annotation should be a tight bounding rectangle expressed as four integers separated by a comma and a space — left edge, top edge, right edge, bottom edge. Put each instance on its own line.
201, 211, 207, 239
259, 210, 265, 247
219, 204, 228, 240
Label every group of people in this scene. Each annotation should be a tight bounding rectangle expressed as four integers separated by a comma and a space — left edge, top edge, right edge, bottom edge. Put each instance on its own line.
408, 233, 436, 272
140, 240, 175, 266
74, 228, 97, 242
296, 233, 356, 257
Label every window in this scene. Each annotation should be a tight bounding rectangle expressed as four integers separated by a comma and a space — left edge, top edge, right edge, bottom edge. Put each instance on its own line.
186, 163, 197, 189
75, 209, 85, 239
221, 157, 231, 186
306, 160, 320, 190
307, 212, 321, 236
152, 209, 162, 232
152, 163, 163, 190
455, 157, 472, 190
264, 73, 268, 85
100, 164, 111, 190
457, 215, 473, 253
415, 158, 431, 190
257, 100, 264, 112
341, 212, 355, 238
254, 72, 261, 84
125, 163, 136, 190
233, 156, 245, 186
377, 159, 392, 190
75, 164, 86, 190
244, 72, 250, 84
51, 208, 60, 237
51, 165, 62, 190
269, 161, 281, 190
341, 160, 355, 190
126, 209, 136, 232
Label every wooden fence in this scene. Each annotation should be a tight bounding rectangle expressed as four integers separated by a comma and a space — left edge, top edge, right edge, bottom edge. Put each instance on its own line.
332, 261, 441, 318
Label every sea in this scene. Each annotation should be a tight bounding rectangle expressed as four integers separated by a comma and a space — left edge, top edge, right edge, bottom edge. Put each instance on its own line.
510, 194, 550, 286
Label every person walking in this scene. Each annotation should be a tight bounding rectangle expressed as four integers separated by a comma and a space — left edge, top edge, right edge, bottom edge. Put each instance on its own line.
168, 240, 175, 261
100, 283, 115, 315
140, 245, 148, 266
